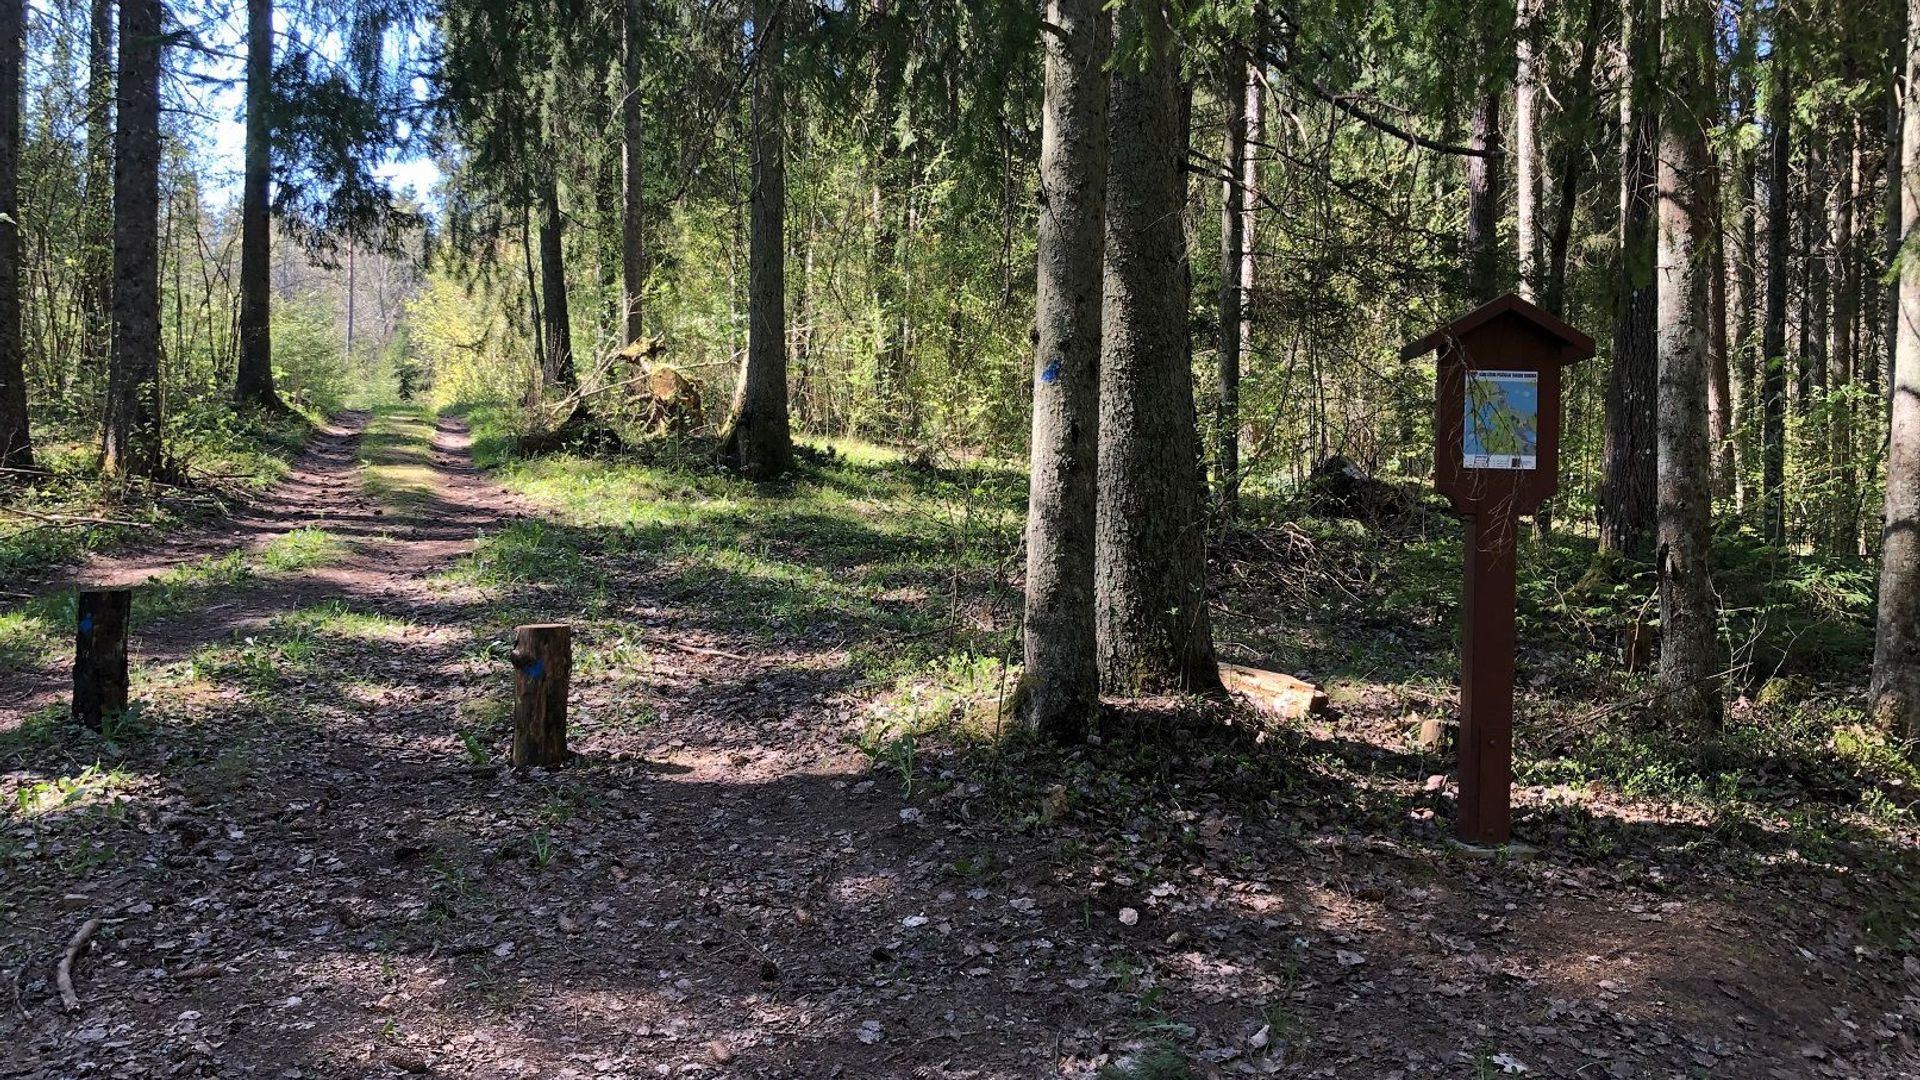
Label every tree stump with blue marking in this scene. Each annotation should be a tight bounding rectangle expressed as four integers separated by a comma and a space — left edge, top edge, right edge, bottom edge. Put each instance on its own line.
510, 623, 571, 767
73, 589, 130, 731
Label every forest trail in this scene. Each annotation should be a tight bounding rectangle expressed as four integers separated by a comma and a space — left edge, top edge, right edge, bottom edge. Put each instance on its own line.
0, 409, 527, 718
3, 416, 1919, 1078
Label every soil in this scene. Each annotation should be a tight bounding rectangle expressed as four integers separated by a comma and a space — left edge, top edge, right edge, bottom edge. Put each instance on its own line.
3, 415, 1918, 1079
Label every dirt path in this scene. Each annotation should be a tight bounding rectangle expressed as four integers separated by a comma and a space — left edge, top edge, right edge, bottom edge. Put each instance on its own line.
0, 410, 526, 718
3, 414, 1919, 1079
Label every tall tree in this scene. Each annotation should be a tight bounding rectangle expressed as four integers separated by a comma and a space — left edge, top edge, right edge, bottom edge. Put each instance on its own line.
1514, 0, 1545, 300
103, 0, 162, 479
0, 0, 28, 470
83, 0, 112, 378
234, 0, 282, 411
537, 168, 574, 388
1827, 117, 1859, 552
1019, 0, 1108, 742
1095, 0, 1219, 694
723, 0, 792, 478
622, 0, 645, 345
1873, 0, 1920, 735
1466, 83, 1502, 299
1654, 0, 1723, 729
1216, 54, 1257, 518
1600, 0, 1657, 558
1762, 46, 1790, 545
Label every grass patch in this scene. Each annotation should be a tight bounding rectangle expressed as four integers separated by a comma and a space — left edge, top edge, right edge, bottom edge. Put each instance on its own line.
259, 526, 349, 571
0, 408, 312, 579
360, 406, 442, 510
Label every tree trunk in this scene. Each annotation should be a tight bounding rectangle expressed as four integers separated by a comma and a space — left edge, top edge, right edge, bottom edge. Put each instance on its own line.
538, 171, 575, 389
1762, 47, 1790, 546
1827, 123, 1859, 554
723, 0, 792, 479
1541, 0, 1604, 315
1874, 0, 1920, 736
0, 0, 28, 470
1216, 56, 1255, 518
1707, 156, 1733, 502
621, 0, 645, 345
83, 0, 111, 382
234, 0, 279, 411
1095, 0, 1220, 695
1653, 0, 1722, 730
1466, 89, 1502, 301
1018, 0, 1108, 742
1887, 31, 1905, 419
103, 0, 163, 480
1599, 0, 1657, 559
1731, 106, 1759, 509
1514, 0, 1545, 301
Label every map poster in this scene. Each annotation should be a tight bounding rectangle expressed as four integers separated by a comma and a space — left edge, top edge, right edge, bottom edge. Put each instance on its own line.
1462, 370, 1540, 470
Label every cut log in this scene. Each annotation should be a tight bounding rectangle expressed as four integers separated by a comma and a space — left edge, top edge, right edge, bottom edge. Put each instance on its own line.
510, 623, 571, 767
1220, 663, 1328, 720
73, 589, 131, 730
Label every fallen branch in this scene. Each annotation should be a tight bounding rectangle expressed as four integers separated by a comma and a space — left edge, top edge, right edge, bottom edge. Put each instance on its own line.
643, 635, 750, 663
56, 917, 101, 1012
3, 505, 151, 530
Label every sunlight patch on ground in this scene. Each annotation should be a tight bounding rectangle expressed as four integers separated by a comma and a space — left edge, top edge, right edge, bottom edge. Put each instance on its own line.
258, 526, 350, 571
359, 407, 443, 510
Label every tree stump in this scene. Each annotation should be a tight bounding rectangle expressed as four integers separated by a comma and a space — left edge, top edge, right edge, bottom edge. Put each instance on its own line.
73, 589, 131, 730
510, 624, 571, 767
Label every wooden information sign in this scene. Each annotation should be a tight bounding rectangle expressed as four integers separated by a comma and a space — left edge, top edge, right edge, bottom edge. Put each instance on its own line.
1400, 295, 1594, 845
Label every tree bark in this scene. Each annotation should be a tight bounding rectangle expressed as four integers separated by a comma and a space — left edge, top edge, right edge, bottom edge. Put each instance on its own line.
1707, 155, 1733, 502
1216, 56, 1257, 518
723, 0, 792, 479
103, 0, 163, 479
0, 0, 29, 469
1018, 0, 1108, 742
538, 170, 575, 389
1874, 0, 1920, 736
621, 0, 645, 345
1827, 122, 1859, 553
1653, 0, 1722, 730
83, 0, 112, 381
1600, 0, 1657, 559
1541, 0, 1604, 315
1095, 0, 1220, 695
1761, 46, 1791, 546
234, 0, 280, 411
1514, 0, 1545, 301
1466, 88, 1502, 301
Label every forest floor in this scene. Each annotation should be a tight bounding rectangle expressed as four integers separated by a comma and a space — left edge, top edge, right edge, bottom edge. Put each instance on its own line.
3, 405, 1919, 1079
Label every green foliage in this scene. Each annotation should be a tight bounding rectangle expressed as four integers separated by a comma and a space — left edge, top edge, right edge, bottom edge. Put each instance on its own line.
269, 295, 354, 415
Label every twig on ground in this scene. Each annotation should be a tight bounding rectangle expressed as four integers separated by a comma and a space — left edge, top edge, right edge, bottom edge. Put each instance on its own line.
643, 635, 750, 663
56, 917, 101, 1012
4, 505, 150, 530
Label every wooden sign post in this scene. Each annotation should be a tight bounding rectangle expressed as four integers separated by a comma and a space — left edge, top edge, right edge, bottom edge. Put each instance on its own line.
73, 588, 131, 731
1400, 296, 1593, 845
510, 623, 572, 767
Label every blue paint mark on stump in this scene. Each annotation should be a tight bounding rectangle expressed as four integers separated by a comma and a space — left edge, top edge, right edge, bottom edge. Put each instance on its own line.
524, 659, 545, 682
1041, 357, 1062, 384
78, 614, 93, 634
